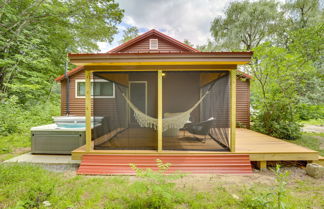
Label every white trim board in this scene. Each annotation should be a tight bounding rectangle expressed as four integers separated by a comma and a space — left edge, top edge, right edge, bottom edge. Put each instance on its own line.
75, 79, 115, 99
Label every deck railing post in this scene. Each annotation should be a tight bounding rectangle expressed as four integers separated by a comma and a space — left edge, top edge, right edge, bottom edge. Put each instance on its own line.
157, 70, 163, 152
85, 70, 92, 152
230, 69, 236, 152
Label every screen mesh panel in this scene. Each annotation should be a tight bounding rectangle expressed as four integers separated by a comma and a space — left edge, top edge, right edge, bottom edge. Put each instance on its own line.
162, 71, 230, 151
91, 71, 230, 151
93, 72, 157, 150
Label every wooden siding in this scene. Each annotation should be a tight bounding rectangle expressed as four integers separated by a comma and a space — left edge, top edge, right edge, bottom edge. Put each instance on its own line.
60, 71, 250, 128
61, 70, 116, 116
119, 35, 190, 53
236, 79, 250, 128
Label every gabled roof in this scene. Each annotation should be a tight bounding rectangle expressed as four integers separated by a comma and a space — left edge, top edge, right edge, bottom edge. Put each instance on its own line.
108, 29, 199, 53
55, 29, 252, 81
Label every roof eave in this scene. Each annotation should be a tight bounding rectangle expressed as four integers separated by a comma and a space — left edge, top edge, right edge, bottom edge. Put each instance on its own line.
68, 52, 253, 66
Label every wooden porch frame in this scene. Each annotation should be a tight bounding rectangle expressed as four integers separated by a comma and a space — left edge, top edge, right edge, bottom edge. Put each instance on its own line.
230, 70, 236, 152
84, 67, 237, 153
157, 70, 163, 152
85, 70, 92, 152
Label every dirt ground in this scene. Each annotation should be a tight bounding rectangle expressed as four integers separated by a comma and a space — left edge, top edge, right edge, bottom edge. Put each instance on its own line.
173, 166, 323, 192
60, 165, 323, 195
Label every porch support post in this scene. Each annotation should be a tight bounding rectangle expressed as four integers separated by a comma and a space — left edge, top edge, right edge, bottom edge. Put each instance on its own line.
257, 161, 267, 171
230, 69, 236, 152
157, 70, 163, 152
85, 70, 92, 152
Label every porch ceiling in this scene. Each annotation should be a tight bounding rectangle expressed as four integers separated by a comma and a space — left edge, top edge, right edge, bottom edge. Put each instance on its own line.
68, 52, 253, 67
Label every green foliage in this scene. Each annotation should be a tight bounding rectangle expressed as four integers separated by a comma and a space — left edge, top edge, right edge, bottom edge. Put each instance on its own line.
210, 0, 282, 50
298, 104, 324, 120
249, 35, 323, 139
128, 159, 185, 209
286, 133, 324, 156
240, 165, 290, 209
0, 95, 59, 155
0, 0, 123, 154
0, 0, 124, 103
0, 164, 58, 209
207, 0, 323, 139
283, 0, 322, 29
119, 26, 139, 44
0, 96, 59, 137
0, 163, 322, 208
300, 118, 324, 126
249, 43, 313, 139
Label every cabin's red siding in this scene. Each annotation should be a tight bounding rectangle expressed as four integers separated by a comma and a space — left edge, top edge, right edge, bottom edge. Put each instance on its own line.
236, 79, 250, 128
60, 71, 116, 117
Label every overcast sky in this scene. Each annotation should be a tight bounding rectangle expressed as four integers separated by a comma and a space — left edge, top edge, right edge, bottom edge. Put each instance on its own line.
98, 0, 233, 52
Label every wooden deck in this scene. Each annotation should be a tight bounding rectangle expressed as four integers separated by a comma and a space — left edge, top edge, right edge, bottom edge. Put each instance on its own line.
72, 128, 319, 162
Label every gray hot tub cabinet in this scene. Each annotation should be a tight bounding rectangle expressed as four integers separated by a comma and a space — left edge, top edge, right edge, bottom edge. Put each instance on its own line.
31, 130, 85, 154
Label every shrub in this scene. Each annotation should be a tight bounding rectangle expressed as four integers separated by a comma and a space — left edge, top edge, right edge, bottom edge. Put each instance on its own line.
127, 159, 185, 209
252, 101, 301, 140
240, 165, 291, 209
0, 96, 59, 136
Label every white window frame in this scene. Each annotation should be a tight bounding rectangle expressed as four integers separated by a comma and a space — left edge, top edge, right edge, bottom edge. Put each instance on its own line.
75, 79, 115, 99
149, 39, 158, 50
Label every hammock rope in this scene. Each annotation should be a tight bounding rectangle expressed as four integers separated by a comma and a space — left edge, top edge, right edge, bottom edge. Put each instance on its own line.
122, 90, 210, 131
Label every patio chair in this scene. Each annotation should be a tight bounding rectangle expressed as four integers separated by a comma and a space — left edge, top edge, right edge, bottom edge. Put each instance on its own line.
182, 118, 216, 142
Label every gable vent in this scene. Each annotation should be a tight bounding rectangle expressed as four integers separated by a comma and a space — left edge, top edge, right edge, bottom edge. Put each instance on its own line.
149, 39, 158, 50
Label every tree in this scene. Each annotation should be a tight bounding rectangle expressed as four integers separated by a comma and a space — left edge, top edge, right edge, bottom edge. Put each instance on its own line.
210, 0, 282, 51
120, 26, 139, 44
183, 39, 194, 47
248, 43, 317, 139
196, 40, 219, 52
0, 0, 124, 103
283, 0, 323, 29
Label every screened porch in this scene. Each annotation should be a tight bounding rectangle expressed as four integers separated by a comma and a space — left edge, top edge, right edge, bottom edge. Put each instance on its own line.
90, 71, 231, 152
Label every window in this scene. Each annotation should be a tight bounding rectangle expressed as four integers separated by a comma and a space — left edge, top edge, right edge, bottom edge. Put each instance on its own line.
75, 79, 115, 98
149, 39, 158, 49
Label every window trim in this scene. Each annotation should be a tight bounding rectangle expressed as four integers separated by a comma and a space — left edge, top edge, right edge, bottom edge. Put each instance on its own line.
75, 79, 115, 99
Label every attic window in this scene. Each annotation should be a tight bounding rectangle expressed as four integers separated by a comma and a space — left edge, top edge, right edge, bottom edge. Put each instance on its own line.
149, 39, 158, 50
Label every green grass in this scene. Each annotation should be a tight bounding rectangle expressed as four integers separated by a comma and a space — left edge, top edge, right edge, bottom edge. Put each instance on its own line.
285, 133, 324, 156
0, 164, 323, 209
300, 118, 324, 126
0, 133, 30, 162
0, 133, 30, 154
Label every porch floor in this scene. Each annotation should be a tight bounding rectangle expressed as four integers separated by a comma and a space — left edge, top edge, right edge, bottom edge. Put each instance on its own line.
72, 128, 319, 162
95, 128, 226, 151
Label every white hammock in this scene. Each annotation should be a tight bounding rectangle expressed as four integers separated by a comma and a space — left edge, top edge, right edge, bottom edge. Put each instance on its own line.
122, 90, 210, 131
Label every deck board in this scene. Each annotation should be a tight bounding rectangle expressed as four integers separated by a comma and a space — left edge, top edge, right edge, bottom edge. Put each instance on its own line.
235, 128, 316, 153
72, 128, 318, 161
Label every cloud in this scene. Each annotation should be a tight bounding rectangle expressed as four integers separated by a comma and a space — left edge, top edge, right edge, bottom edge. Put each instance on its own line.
100, 0, 230, 52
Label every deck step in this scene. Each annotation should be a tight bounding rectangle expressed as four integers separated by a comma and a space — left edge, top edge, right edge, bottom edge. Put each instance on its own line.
77, 154, 253, 175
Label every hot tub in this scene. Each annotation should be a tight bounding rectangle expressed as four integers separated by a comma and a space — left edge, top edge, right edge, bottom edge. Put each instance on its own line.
31, 116, 107, 154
